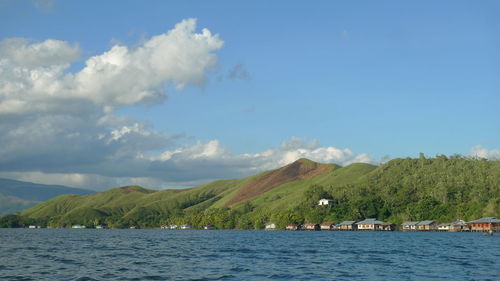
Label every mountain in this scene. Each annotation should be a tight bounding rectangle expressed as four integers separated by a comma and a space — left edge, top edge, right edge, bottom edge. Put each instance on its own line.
0, 178, 94, 215
6, 156, 500, 229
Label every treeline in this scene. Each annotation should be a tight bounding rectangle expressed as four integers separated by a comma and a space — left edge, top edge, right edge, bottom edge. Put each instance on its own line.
1, 155, 498, 229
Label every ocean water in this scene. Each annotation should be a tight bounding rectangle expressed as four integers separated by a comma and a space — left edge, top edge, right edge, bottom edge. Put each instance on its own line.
0, 229, 498, 280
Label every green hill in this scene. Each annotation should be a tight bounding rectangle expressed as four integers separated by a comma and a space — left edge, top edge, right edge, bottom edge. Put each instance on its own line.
2, 156, 499, 229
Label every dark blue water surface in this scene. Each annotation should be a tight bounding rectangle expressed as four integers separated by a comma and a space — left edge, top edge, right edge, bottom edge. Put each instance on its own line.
0, 229, 499, 280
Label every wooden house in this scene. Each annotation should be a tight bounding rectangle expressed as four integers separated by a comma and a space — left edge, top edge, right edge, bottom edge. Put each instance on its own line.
401, 221, 419, 231
356, 218, 387, 231
416, 220, 436, 231
285, 224, 300, 231
382, 222, 396, 231
318, 198, 336, 206
304, 223, 320, 231
450, 220, 468, 232
337, 221, 356, 231
467, 217, 500, 232
320, 222, 335, 230
265, 222, 277, 230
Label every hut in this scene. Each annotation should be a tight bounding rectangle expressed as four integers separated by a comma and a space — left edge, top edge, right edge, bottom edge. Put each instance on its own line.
416, 220, 436, 231
401, 221, 419, 231
356, 218, 386, 231
304, 223, 320, 231
265, 222, 277, 230
437, 223, 451, 232
318, 199, 336, 206
450, 220, 468, 232
285, 224, 300, 231
381, 222, 396, 231
320, 222, 335, 230
337, 221, 356, 231
71, 224, 86, 229
467, 217, 500, 232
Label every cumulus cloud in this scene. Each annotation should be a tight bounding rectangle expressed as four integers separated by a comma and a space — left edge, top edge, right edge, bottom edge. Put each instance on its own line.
0, 18, 223, 115
469, 145, 500, 160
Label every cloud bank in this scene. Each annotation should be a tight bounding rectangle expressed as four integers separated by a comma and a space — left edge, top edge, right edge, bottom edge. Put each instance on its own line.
0, 137, 375, 190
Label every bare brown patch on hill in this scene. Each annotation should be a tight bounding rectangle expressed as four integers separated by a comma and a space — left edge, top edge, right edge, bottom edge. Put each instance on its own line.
223, 158, 335, 206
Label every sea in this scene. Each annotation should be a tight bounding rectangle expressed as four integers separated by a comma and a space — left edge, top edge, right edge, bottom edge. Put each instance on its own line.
0, 229, 498, 280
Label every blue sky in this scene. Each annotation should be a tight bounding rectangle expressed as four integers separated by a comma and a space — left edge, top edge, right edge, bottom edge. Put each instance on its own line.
0, 0, 498, 189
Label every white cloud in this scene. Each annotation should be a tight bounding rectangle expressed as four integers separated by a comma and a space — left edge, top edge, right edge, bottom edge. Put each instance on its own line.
0, 38, 80, 67
469, 145, 500, 160
0, 18, 223, 115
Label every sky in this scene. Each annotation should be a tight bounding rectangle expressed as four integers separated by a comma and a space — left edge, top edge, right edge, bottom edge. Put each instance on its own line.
0, 0, 499, 190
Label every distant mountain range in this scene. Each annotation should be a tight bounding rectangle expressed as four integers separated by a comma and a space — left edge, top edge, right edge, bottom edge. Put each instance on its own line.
0, 178, 94, 215
3, 156, 500, 229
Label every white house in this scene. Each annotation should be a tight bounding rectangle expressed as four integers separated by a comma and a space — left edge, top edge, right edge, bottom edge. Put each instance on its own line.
71, 224, 86, 229
401, 221, 419, 231
437, 223, 451, 231
318, 198, 335, 206
265, 222, 276, 230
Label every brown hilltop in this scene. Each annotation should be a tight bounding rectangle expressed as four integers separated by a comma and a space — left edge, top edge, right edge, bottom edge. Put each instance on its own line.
224, 158, 336, 206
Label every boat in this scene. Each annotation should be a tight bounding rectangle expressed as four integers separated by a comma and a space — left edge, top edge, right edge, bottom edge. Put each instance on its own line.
484, 230, 494, 236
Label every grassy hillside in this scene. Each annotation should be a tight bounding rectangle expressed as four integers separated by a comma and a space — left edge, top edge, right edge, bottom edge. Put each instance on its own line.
0, 178, 94, 215
3, 156, 499, 229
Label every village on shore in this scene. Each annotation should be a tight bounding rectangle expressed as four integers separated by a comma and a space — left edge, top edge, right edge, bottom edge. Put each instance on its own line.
27, 216, 500, 232
59, 216, 499, 232
264, 199, 500, 232
265, 217, 500, 232
26, 198, 499, 232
